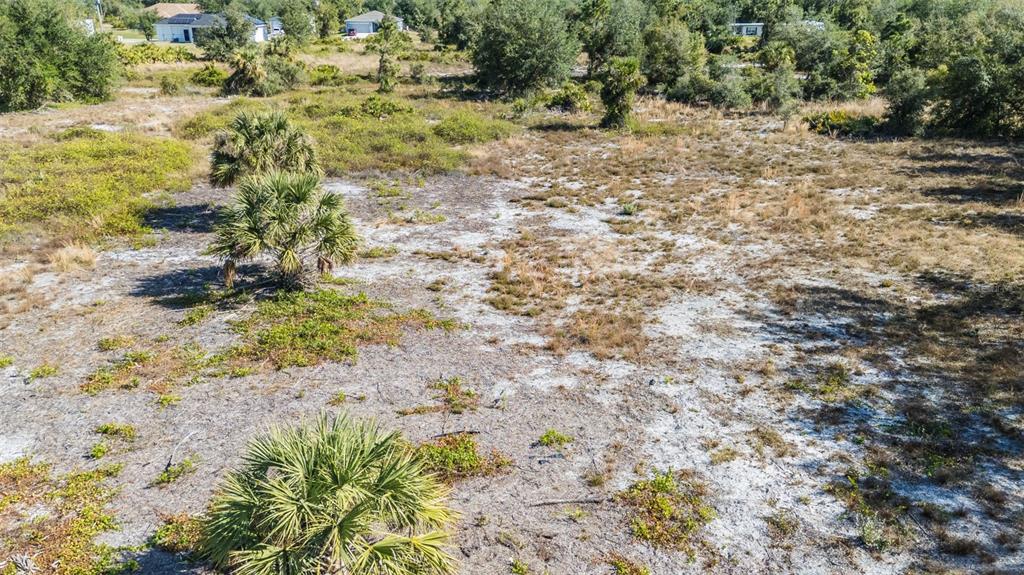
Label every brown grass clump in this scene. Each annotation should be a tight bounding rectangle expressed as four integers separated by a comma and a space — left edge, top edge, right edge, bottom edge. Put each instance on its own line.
48, 242, 96, 272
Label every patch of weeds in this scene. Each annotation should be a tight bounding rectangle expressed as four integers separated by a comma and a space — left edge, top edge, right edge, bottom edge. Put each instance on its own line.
0, 131, 194, 241
606, 554, 651, 575
748, 426, 794, 458
0, 355, 12, 368
616, 470, 715, 558
709, 446, 740, 465
0, 457, 127, 574
151, 513, 203, 555
360, 245, 399, 259
178, 304, 213, 327
620, 202, 640, 216
327, 391, 347, 406
95, 423, 137, 441
388, 209, 446, 225
89, 442, 109, 459
29, 364, 58, 380
418, 433, 511, 483
825, 468, 912, 550
547, 309, 648, 361
98, 336, 133, 351
233, 290, 457, 369
764, 509, 799, 542
432, 110, 515, 145
398, 376, 479, 416
82, 349, 155, 394
426, 277, 449, 292
509, 559, 530, 575
537, 429, 574, 449
156, 394, 181, 408
786, 362, 874, 403
153, 456, 198, 486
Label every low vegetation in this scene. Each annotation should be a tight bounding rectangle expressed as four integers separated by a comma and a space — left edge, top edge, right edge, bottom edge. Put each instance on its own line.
232, 289, 456, 369
0, 457, 126, 575
418, 433, 511, 483
0, 130, 194, 240
201, 414, 456, 575
617, 470, 716, 559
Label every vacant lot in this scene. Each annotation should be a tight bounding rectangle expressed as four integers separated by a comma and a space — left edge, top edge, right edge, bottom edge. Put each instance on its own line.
1, 46, 1022, 575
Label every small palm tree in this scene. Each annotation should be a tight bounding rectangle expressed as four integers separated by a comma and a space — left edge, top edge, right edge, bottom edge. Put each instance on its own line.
208, 171, 358, 289
223, 45, 269, 96
211, 111, 321, 187
201, 413, 457, 575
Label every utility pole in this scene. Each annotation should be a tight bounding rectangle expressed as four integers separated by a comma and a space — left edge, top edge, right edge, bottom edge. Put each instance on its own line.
94, 0, 104, 27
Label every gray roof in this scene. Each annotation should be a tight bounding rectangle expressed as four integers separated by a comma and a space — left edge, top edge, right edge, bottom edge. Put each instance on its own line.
345, 10, 402, 23
156, 12, 273, 27
157, 13, 224, 26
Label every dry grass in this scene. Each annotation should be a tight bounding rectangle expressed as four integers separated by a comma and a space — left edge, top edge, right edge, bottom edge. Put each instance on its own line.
48, 243, 96, 272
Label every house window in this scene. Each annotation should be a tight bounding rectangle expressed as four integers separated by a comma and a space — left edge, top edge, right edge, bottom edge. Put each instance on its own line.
745, 26, 759, 36
183, 28, 191, 42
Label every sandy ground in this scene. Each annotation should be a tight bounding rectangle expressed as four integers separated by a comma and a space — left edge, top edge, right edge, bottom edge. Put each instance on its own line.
1, 173, 927, 575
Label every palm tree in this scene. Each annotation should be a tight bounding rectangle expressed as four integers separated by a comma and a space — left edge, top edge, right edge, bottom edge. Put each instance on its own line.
200, 413, 457, 575
207, 171, 359, 289
210, 111, 321, 187
223, 45, 269, 96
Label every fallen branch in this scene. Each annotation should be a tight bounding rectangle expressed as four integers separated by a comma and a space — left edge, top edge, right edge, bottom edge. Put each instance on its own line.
529, 497, 609, 507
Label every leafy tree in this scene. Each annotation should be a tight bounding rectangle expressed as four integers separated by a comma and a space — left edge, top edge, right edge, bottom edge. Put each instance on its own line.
210, 111, 321, 187
436, 0, 483, 49
472, 0, 580, 94
0, 0, 120, 112
200, 414, 454, 574
208, 172, 357, 288
366, 15, 411, 93
641, 17, 707, 91
315, 1, 341, 38
599, 56, 645, 128
195, 5, 255, 61
574, 0, 644, 76
132, 10, 159, 41
882, 66, 929, 135
280, 2, 315, 44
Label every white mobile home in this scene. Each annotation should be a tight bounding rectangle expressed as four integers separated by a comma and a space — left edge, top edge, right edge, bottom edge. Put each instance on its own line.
155, 13, 276, 43
344, 11, 404, 37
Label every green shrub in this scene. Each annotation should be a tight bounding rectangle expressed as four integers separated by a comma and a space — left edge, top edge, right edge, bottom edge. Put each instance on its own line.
804, 109, 880, 137
116, 43, 195, 66
546, 81, 592, 113
200, 414, 456, 575
0, 131, 193, 240
599, 57, 645, 128
432, 110, 514, 144
472, 0, 580, 94
0, 0, 120, 112
159, 75, 183, 96
194, 6, 253, 61
309, 64, 346, 86
190, 63, 228, 87
208, 172, 358, 288
223, 45, 305, 97
883, 67, 930, 136
209, 111, 320, 187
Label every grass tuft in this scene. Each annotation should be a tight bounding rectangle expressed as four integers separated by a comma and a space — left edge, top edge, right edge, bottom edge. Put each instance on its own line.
418, 433, 511, 483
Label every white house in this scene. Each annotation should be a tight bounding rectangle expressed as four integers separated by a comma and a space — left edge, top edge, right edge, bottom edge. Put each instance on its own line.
730, 22, 764, 37
155, 13, 280, 43
344, 11, 404, 37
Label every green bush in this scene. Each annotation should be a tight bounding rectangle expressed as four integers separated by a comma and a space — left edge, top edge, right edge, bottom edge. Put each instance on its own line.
309, 64, 346, 86
210, 111, 320, 187
472, 0, 580, 94
804, 109, 880, 137
432, 110, 514, 144
200, 414, 456, 575
546, 81, 592, 113
0, 131, 193, 239
208, 172, 357, 288
195, 7, 254, 61
883, 67, 929, 136
599, 57, 644, 128
0, 0, 120, 112
190, 63, 228, 87
159, 75, 184, 96
116, 43, 195, 66
223, 45, 305, 97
